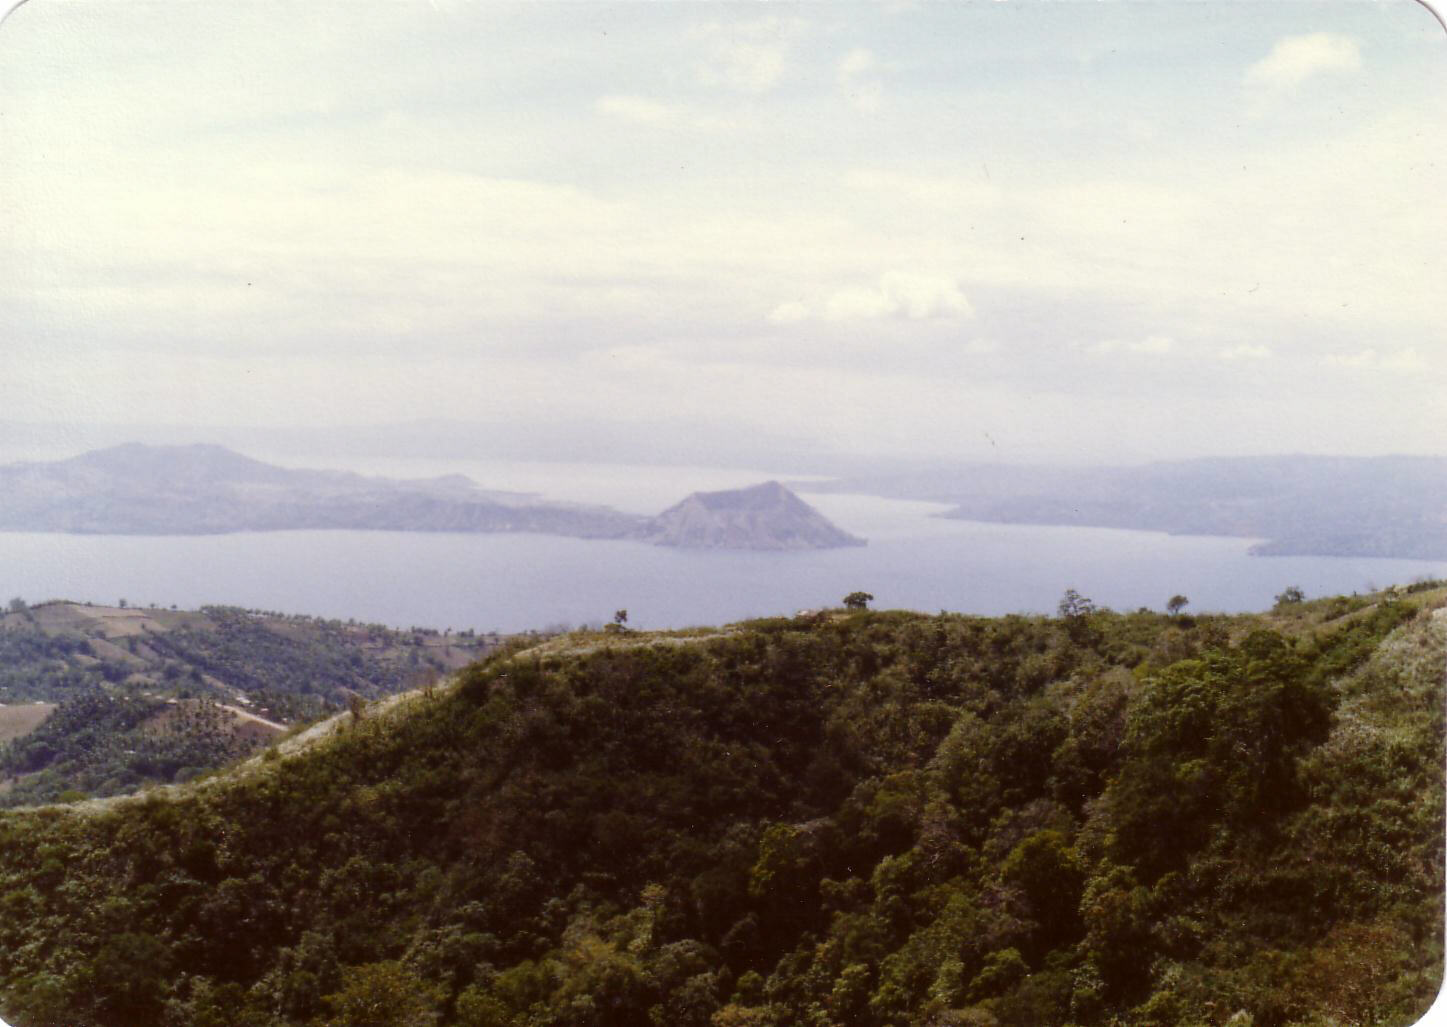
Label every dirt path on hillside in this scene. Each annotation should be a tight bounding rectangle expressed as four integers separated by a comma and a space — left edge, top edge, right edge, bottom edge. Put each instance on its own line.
217, 704, 288, 733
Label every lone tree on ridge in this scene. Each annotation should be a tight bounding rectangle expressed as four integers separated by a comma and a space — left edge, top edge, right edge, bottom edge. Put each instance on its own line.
1057, 589, 1096, 620
1275, 585, 1305, 607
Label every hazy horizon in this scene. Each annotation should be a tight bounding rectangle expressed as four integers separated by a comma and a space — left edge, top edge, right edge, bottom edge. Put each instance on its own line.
3, 2, 1443, 468
2, 420, 1446, 481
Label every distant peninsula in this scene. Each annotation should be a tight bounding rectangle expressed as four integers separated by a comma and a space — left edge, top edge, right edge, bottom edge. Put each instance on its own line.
809, 454, 1447, 560
0, 444, 864, 552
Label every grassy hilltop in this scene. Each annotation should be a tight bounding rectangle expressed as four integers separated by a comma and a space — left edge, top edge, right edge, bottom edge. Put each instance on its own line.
0, 587, 1441, 1027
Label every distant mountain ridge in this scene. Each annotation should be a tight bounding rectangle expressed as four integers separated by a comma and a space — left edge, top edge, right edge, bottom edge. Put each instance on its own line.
0, 445, 864, 551
0, 443, 644, 538
810, 454, 1447, 559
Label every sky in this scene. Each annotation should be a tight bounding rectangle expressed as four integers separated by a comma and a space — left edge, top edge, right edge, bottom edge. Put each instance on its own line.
1, 0, 1443, 465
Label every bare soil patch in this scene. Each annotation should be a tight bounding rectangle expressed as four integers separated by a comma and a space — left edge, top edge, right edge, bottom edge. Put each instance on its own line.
0, 703, 56, 744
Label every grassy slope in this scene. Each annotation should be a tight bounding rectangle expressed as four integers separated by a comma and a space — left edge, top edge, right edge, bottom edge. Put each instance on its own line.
0, 590, 1439, 1027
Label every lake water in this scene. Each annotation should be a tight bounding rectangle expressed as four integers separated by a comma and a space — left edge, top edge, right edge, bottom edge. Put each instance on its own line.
0, 458, 1442, 632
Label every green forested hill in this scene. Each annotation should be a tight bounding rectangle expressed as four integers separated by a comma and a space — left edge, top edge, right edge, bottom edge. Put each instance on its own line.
0, 601, 499, 806
0, 588, 1440, 1027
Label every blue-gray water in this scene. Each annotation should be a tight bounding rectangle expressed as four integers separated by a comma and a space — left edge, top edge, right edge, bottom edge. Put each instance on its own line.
0, 489, 1441, 633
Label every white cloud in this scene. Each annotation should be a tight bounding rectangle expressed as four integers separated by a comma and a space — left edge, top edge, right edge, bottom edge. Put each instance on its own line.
595, 94, 674, 124
765, 272, 973, 326
1218, 344, 1272, 361
695, 17, 806, 94
1245, 33, 1361, 90
825, 271, 973, 322
837, 47, 883, 113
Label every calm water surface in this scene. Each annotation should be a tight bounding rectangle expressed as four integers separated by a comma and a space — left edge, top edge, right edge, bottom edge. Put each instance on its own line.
1, 484, 1441, 632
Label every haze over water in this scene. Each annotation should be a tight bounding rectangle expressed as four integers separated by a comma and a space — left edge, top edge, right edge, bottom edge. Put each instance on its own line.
3, 459, 1441, 634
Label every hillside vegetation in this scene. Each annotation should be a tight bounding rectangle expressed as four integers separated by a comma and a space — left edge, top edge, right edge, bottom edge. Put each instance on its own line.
0, 588, 1440, 1027
0, 601, 498, 806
